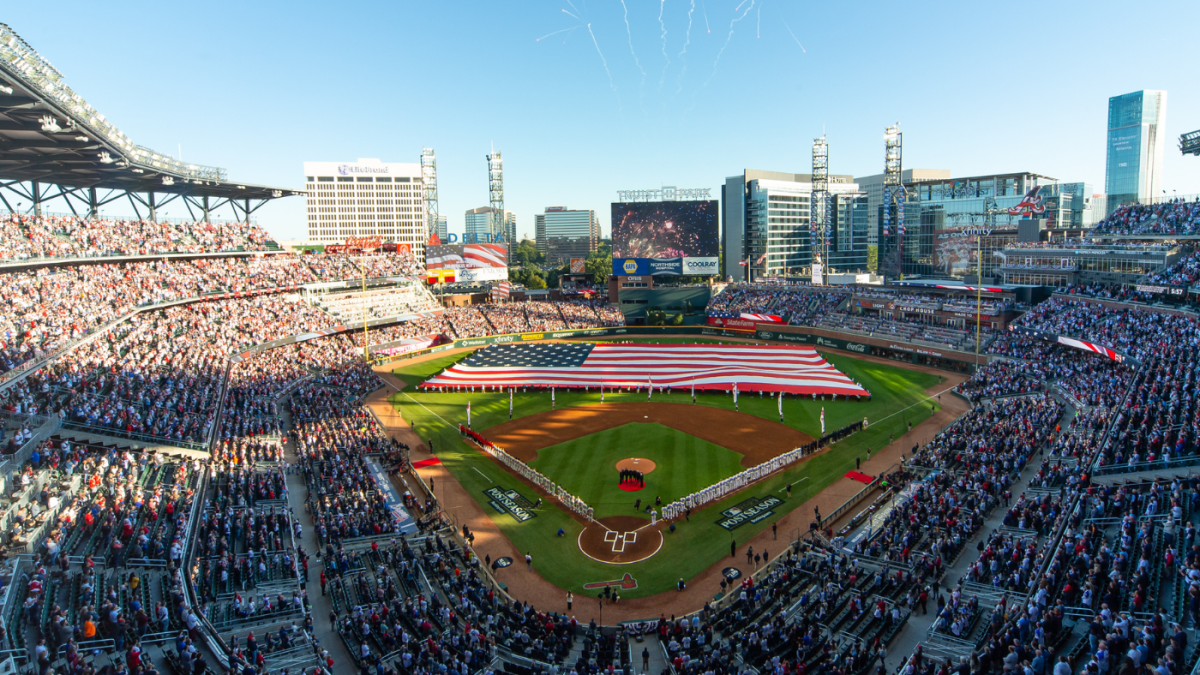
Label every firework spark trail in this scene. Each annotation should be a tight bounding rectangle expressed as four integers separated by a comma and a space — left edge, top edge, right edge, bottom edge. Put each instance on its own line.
781, 19, 806, 52
701, 0, 710, 32
675, 0, 695, 93
756, 4, 761, 38
657, 0, 671, 91
587, 23, 621, 104
704, 0, 754, 86
565, 0, 581, 16
679, 0, 695, 55
536, 26, 576, 42
734, 0, 749, 12
619, 0, 648, 90
562, 8, 581, 20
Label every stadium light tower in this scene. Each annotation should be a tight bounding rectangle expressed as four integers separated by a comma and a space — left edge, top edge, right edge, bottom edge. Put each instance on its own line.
881, 125, 903, 278
1181, 129, 1200, 156
811, 135, 830, 281
421, 148, 438, 240
487, 147, 504, 254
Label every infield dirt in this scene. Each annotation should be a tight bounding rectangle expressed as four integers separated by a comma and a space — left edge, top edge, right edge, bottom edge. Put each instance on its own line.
480, 402, 815, 468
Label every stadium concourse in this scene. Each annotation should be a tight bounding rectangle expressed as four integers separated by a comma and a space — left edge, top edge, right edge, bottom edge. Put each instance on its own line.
2, 214, 1200, 675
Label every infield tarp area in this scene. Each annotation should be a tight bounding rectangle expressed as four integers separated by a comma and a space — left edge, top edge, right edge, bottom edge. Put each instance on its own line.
418, 342, 870, 396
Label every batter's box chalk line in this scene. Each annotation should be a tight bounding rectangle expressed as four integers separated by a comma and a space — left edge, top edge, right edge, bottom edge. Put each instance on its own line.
603, 530, 638, 553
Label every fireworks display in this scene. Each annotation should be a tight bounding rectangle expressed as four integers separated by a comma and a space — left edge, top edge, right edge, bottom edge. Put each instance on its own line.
611, 200, 719, 259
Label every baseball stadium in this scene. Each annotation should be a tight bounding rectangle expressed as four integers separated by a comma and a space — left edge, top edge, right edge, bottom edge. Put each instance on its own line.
0, 16, 1198, 675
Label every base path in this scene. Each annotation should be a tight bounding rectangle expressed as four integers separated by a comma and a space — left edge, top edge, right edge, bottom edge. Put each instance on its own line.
578, 516, 664, 564
482, 402, 814, 468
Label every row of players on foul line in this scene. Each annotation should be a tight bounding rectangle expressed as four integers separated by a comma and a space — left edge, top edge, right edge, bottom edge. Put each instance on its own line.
453, 383, 869, 429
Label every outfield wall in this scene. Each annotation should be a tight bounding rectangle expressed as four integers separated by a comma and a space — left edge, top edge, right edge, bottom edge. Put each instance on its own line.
378, 324, 983, 372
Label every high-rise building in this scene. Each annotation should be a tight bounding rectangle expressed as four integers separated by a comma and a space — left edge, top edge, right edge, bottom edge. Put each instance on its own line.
722, 170, 868, 280
464, 207, 516, 260
853, 169, 951, 246
1105, 90, 1167, 214
304, 158, 426, 259
535, 207, 599, 265
433, 214, 448, 241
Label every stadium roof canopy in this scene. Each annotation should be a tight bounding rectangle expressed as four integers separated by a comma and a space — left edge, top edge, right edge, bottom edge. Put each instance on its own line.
0, 24, 301, 218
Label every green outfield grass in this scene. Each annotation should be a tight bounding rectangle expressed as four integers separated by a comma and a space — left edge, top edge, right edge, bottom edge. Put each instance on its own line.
528, 422, 745, 519
389, 338, 945, 598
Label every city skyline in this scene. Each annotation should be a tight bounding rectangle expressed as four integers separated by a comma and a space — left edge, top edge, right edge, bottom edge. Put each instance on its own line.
2, 0, 1198, 242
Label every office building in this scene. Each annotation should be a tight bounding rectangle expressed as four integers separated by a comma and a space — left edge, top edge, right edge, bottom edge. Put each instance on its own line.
432, 214, 448, 241
1105, 90, 1167, 214
464, 207, 516, 242
722, 170, 869, 280
464, 207, 516, 261
853, 169, 951, 247
304, 158, 426, 258
432, 213, 451, 240
887, 172, 1100, 280
535, 207, 599, 265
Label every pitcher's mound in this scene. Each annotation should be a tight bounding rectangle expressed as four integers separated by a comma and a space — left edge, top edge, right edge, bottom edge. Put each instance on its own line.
615, 458, 656, 474
578, 516, 663, 564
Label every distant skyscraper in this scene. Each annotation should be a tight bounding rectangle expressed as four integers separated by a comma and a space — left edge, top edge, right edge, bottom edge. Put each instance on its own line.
464, 206, 516, 260
1105, 90, 1167, 214
433, 214, 448, 241
535, 207, 599, 265
304, 158, 425, 260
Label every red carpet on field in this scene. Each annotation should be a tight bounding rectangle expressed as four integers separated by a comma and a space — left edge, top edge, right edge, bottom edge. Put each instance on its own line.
413, 458, 442, 468
844, 471, 874, 484
618, 481, 645, 492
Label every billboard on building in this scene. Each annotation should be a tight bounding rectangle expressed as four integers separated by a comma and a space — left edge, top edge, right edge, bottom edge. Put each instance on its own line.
611, 200, 719, 275
426, 243, 508, 282
570, 258, 586, 273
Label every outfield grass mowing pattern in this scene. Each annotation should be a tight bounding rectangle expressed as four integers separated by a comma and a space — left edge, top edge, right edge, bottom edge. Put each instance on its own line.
389, 338, 944, 597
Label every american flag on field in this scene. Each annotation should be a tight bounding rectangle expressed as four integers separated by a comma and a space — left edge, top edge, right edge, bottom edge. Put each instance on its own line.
492, 281, 511, 300
419, 343, 870, 396
426, 243, 507, 270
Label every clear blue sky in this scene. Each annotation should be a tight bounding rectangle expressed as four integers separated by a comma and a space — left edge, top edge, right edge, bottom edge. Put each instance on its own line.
7, 0, 1199, 241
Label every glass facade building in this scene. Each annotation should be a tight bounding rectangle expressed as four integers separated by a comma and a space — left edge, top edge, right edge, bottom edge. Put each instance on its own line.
1105, 90, 1167, 214
884, 173, 1099, 280
744, 176, 869, 278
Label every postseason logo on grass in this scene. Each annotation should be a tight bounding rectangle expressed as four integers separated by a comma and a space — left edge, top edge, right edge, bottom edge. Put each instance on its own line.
484, 487, 538, 522
716, 495, 785, 531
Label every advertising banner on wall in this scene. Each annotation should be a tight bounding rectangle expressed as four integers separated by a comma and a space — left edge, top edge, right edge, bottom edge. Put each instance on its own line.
426, 243, 508, 282
613, 257, 683, 276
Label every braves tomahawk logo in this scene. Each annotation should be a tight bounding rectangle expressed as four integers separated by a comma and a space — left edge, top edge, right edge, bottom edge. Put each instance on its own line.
582, 573, 638, 590
1007, 186, 1047, 216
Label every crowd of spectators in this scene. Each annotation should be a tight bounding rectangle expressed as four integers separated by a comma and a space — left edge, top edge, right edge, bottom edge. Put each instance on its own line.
708, 285, 850, 325
0, 213, 276, 261
858, 395, 1064, 569
954, 360, 1043, 401
1145, 249, 1200, 287
1094, 198, 1200, 236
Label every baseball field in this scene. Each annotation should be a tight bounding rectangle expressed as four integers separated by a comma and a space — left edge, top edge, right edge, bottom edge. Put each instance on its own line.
389, 337, 944, 598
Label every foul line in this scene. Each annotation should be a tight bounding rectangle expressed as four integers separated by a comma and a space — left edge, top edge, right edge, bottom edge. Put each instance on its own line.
869, 385, 958, 428
400, 391, 454, 426
780, 476, 809, 493
472, 467, 492, 482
